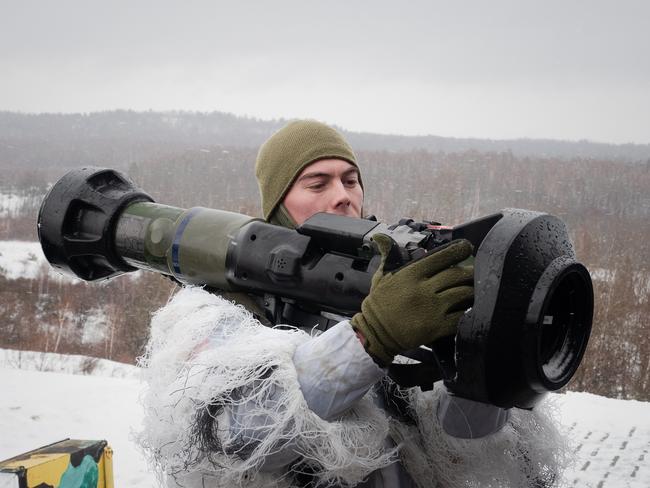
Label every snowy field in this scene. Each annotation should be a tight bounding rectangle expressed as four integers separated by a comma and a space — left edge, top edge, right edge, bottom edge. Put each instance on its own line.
0, 353, 153, 487
0, 240, 61, 281
0, 349, 649, 488
0, 240, 146, 283
0, 191, 41, 218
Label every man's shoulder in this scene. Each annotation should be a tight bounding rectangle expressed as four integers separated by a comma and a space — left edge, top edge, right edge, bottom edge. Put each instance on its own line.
207, 289, 272, 327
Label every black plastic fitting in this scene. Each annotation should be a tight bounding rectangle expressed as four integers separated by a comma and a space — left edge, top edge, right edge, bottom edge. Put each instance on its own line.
37, 167, 153, 280
448, 209, 594, 408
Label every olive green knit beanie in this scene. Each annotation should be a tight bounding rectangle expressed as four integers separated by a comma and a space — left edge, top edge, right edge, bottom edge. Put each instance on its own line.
255, 120, 361, 222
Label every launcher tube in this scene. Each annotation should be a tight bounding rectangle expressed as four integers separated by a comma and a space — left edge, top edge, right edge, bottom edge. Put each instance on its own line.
115, 202, 257, 290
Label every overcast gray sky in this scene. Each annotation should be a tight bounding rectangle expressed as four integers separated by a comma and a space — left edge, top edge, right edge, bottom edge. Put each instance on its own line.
1, 0, 649, 143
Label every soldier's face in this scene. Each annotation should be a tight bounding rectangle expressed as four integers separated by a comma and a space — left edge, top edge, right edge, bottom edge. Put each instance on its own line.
283, 158, 363, 225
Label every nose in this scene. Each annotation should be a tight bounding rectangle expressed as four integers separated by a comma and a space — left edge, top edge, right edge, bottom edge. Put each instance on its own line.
329, 180, 351, 211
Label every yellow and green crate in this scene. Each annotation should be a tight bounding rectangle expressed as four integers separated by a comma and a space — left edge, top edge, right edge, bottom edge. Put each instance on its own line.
0, 439, 113, 488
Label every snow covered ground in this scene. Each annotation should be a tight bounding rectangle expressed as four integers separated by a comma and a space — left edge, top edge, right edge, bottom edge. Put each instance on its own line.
0, 191, 40, 218
0, 240, 142, 282
0, 354, 153, 487
0, 349, 648, 488
0, 240, 62, 281
555, 393, 650, 487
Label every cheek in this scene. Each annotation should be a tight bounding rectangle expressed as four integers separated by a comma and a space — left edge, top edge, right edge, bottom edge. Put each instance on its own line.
284, 189, 327, 224
351, 187, 364, 209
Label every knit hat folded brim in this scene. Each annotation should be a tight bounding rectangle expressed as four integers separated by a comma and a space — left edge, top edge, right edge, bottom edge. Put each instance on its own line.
255, 120, 361, 221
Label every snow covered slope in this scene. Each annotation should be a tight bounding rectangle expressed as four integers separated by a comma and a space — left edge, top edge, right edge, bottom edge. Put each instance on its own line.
0, 351, 648, 488
0, 365, 153, 487
0, 240, 62, 281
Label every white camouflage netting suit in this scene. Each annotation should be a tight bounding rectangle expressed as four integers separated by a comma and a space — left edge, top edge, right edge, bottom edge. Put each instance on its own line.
137, 287, 569, 488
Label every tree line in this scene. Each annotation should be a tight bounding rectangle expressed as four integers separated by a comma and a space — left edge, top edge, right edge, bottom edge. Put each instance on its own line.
0, 145, 648, 400
2, 111, 650, 174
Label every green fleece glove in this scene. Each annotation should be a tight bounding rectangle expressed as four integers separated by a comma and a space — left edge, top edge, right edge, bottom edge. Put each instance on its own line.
351, 235, 474, 365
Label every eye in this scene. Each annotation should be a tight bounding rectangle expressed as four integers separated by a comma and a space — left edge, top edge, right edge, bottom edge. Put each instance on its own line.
344, 177, 359, 187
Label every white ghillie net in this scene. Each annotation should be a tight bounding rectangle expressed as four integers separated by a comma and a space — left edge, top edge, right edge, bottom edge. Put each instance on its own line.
392, 385, 571, 488
136, 287, 396, 488
137, 287, 570, 488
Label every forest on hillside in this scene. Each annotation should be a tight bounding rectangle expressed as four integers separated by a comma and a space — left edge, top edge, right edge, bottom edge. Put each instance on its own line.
2, 111, 650, 171
0, 112, 648, 401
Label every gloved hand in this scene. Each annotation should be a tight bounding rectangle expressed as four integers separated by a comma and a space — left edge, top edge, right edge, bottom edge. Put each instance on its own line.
351, 234, 474, 366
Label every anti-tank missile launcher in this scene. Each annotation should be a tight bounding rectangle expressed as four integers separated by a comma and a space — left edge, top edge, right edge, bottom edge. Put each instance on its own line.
38, 167, 593, 410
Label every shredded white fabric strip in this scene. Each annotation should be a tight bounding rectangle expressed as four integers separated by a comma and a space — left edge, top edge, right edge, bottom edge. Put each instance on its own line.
138, 288, 397, 487
229, 320, 387, 470
137, 287, 570, 488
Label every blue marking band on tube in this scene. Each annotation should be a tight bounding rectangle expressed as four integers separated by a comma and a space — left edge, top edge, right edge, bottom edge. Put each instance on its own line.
172, 208, 200, 275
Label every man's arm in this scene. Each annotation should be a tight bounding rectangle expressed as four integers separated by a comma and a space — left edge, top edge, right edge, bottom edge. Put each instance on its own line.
227, 320, 385, 470
227, 237, 476, 469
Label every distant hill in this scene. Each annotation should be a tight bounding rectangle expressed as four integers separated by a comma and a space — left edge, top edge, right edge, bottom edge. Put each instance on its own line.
1, 110, 649, 171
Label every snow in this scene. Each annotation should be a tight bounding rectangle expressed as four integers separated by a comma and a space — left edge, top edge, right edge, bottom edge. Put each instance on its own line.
632, 272, 650, 303
0, 240, 77, 282
0, 352, 149, 485
590, 267, 616, 283
80, 308, 109, 345
0, 367, 153, 487
0, 240, 141, 283
0, 349, 136, 379
590, 267, 649, 301
0, 349, 649, 488
556, 392, 650, 487
0, 192, 35, 218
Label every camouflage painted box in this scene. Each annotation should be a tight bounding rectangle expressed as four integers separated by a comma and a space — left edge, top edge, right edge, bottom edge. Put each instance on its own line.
0, 439, 113, 488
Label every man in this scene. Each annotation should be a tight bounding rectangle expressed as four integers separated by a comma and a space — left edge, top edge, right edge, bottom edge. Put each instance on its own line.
255, 120, 473, 365
138, 120, 566, 487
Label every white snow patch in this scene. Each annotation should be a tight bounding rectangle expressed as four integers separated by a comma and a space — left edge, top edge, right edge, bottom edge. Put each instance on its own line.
0, 192, 36, 217
161, 115, 179, 127
0, 348, 137, 379
80, 308, 109, 345
0, 240, 142, 283
0, 241, 45, 280
558, 391, 649, 428
0, 241, 77, 282
556, 391, 650, 487
590, 267, 615, 283
632, 271, 650, 302
589, 267, 649, 302
0, 366, 151, 488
